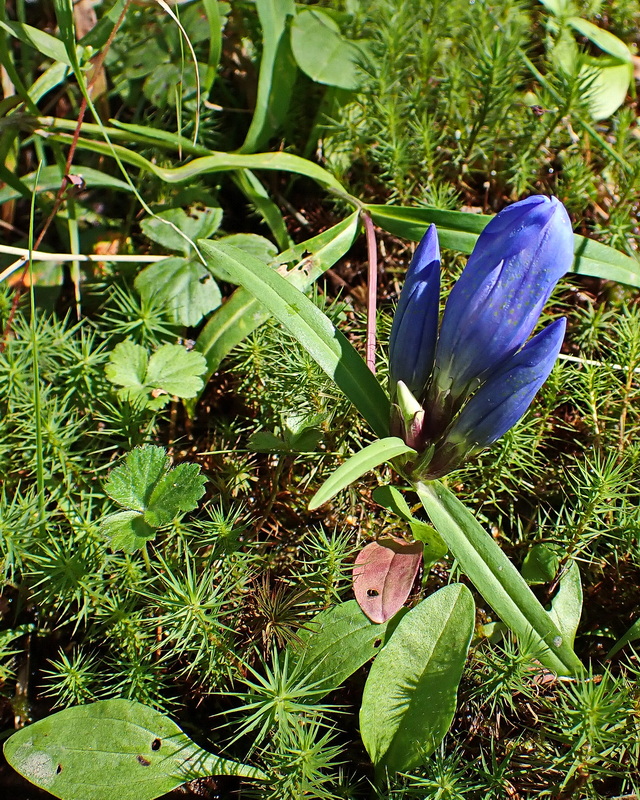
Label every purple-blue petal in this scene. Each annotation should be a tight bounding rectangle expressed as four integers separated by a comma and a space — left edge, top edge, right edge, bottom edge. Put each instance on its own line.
444, 317, 566, 449
434, 196, 573, 401
389, 225, 441, 395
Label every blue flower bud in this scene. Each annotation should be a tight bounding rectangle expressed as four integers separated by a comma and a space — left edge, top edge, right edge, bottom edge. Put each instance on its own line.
388, 225, 440, 397
433, 196, 573, 404
445, 317, 566, 448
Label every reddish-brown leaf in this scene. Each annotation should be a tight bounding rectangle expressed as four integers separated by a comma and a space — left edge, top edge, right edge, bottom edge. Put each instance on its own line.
353, 537, 423, 623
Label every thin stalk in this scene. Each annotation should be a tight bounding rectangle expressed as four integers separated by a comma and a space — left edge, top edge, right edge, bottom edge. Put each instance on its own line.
28, 164, 46, 536
363, 212, 378, 374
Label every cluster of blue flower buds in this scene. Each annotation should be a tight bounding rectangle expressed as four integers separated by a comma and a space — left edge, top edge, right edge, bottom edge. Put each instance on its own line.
388, 195, 574, 479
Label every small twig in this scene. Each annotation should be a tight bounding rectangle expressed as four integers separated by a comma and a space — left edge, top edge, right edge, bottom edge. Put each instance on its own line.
362, 212, 378, 374
0, 248, 166, 283
558, 352, 640, 376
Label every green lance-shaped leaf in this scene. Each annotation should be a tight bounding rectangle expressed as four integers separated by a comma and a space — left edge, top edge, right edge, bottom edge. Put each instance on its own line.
416, 481, 583, 676
198, 239, 390, 438
309, 438, 415, 510
366, 203, 640, 288
240, 0, 297, 153
359, 584, 475, 774
38, 131, 347, 193
193, 212, 360, 396
291, 600, 404, 697
4, 698, 266, 800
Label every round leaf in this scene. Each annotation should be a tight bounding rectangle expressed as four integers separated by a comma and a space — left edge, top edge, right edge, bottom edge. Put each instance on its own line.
290, 9, 365, 90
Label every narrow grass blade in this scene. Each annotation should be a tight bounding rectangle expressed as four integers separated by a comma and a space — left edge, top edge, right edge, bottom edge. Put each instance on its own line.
38, 132, 346, 192
416, 481, 583, 676
606, 617, 640, 659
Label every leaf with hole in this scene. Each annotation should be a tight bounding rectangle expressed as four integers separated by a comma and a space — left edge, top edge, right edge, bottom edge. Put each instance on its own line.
3, 698, 266, 800
353, 538, 423, 623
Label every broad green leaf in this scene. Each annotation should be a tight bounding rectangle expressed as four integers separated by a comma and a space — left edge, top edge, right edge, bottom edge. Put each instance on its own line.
309, 438, 414, 510
135, 257, 222, 327
4, 698, 266, 800
105, 341, 150, 404
145, 345, 206, 397
292, 600, 403, 696
416, 481, 583, 676
0, 165, 132, 204
145, 463, 206, 527
140, 207, 223, 255
101, 510, 156, 553
521, 544, 582, 647
549, 560, 582, 648
359, 584, 474, 773
367, 203, 640, 288
290, 9, 364, 90
107, 342, 206, 405
581, 59, 632, 121
606, 617, 640, 659
105, 445, 169, 511
198, 239, 390, 437
101, 447, 205, 550
353, 538, 423, 623
42, 132, 346, 192
240, 0, 297, 153
567, 17, 632, 61
248, 431, 288, 452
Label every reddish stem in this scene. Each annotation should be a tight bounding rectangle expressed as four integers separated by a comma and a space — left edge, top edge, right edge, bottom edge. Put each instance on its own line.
363, 212, 378, 374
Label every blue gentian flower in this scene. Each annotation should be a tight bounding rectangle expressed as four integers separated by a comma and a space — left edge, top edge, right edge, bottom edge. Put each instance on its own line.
388, 195, 573, 478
